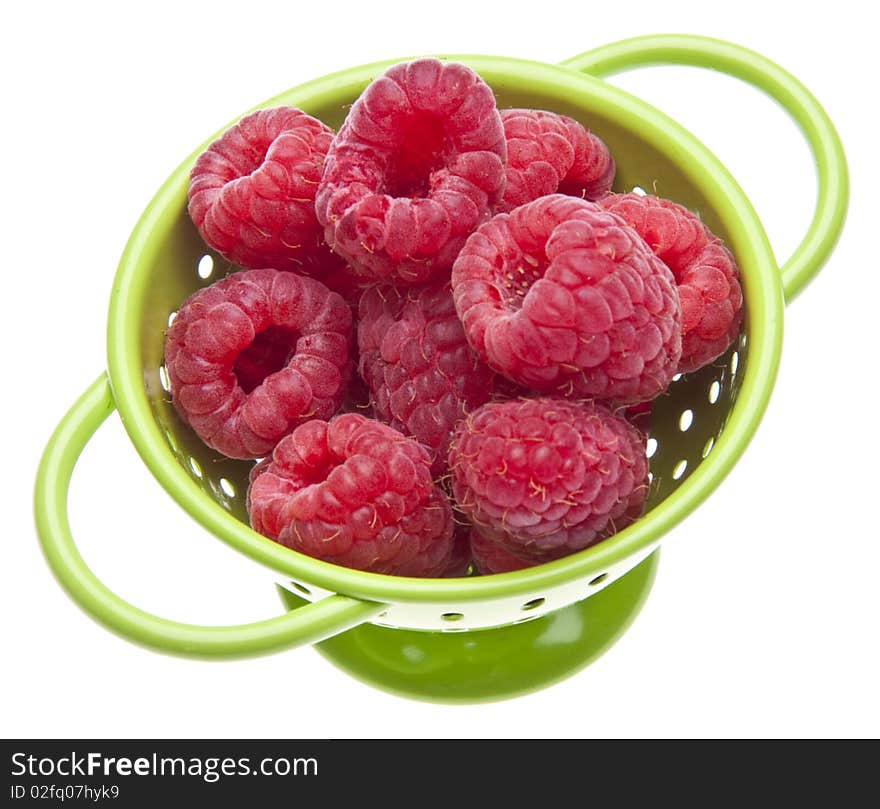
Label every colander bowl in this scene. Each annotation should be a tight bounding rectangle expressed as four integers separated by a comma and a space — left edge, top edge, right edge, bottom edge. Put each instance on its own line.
34, 35, 847, 702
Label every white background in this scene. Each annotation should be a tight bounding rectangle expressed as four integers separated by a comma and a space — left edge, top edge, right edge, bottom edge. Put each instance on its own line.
4, 0, 877, 738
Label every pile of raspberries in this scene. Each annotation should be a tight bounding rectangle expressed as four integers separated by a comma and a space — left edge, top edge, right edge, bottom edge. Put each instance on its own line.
165, 58, 743, 578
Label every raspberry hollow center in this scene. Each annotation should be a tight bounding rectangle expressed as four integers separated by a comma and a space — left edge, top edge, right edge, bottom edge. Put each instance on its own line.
500, 252, 548, 310
240, 145, 271, 179
233, 325, 300, 393
385, 114, 446, 198
297, 455, 339, 487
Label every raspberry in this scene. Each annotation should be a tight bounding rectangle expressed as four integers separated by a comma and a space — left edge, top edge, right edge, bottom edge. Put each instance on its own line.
452, 195, 682, 403
449, 398, 648, 559
164, 268, 352, 459
470, 528, 532, 574
599, 193, 743, 372
497, 109, 615, 212
357, 281, 496, 471
677, 242, 743, 371
315, 58, 507, 285
246, 413, 455, 576
187, 107, 340, 276
558, 123, 616, 202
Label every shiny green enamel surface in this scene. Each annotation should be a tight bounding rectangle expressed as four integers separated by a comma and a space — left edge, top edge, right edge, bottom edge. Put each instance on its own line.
282, 553, 658, 703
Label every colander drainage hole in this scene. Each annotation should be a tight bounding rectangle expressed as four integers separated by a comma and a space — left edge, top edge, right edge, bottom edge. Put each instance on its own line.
441, 612, 464, 622
702, 437, 715, 458
163, 430, 178, 453
167, 311, 177, 327
189, 457, 203, 479
522, 597, 545, 611
708, 380, 721, 404
679, 409, 694, 431
672, 459, 688, 480
730, 351, 739, 376
219, 478, 236, 497
158, 365, 170, 393
589, 573, 608, 587
646, 438, 658, 458
198, 254, 214, 279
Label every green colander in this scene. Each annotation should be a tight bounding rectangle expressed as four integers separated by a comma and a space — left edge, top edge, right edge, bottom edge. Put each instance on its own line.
34, 35, 847, 703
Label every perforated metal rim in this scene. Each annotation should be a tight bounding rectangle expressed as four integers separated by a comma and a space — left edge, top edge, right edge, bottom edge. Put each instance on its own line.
105, 54, 783, 607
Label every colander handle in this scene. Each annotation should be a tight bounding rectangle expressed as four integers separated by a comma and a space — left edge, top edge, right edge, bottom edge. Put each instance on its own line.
561, 34, 848, 302
33, 374, 384, 659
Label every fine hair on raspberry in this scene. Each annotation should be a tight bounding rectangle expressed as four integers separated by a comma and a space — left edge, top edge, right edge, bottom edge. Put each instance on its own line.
164, 268, 352, 459
247, 413, 455, 576
449, 397, 649, 561
357, 281, 497, 472
498, 108, 615, 212
187, 107, 339, 275
452, 194, 682, 403
600, 192, 743, 373
315, 58, 507, 285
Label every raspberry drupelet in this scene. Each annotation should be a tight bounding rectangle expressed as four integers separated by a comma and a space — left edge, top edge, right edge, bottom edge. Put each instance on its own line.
498, 108, 615, 212
599, 192, 743, 373
247, 413, 455, 576
357, 281, 497, 472
164, 269, 352, 460
452, 194, 682, 403
315, 58, 507, 285
449, 398, 649, 561
188, 107, 340, 276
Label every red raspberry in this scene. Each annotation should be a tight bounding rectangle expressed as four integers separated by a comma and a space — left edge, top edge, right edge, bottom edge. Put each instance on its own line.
188, 107, 340, 276
452, 195, 682, 403
498, 109, 615, 212
470, 528, 532, 575
558, 123, 616, 202
357, 281, 496, 471
164, 268, 352, 459
247, 414, 455, 576
599, 193, 743, 372
449, 398, 648, 559
315, 59, 507, 285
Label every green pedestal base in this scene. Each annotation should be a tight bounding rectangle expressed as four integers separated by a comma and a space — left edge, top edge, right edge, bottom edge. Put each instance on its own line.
277, 551, 659, 704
